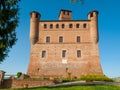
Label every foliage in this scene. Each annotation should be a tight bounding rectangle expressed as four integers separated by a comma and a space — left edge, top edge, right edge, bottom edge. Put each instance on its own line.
80, 75, 113, 82
0, 0, 20, 62
62, 78, 71, 82
62, 77, 82, 82
43, 77, 50, 80
16, 72, 22, 78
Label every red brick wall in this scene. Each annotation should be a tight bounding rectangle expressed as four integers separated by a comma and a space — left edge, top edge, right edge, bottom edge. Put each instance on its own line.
2, 79, 54, 88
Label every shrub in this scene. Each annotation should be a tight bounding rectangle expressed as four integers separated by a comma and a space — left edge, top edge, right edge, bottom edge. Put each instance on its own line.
80, 75, 113, 82
62, 78, 71, 82
54, 78, 60, 81
43, 77, 50, 80
16, 72, 22, 78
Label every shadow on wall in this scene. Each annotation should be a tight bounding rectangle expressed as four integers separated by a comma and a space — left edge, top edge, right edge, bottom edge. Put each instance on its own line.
2, 79, 12, 88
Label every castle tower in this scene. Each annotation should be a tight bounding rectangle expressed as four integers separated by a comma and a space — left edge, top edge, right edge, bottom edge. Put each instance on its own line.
88, 11, 100, 56
88, 11, 99, 43
27, 10, 103, 78
59, 9, 72, 20
30, 11, 40, 45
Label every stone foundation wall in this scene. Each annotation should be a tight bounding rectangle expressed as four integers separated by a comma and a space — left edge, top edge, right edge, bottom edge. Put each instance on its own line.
2, 79, 54, 89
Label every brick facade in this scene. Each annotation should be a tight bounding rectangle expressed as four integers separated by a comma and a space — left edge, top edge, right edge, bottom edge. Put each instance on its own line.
2, 79, 54, 88
27, 10, 103, 78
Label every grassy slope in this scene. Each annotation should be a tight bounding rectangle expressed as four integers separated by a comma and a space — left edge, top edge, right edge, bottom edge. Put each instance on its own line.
2, 85, 120, 90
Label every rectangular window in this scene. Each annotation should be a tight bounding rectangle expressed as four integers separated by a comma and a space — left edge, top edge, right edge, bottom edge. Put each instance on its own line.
56, 24, 59, 28
83, 24, 87, 28
90, 13, 93, 17
42, 51, 46, 58
62, 50, 66, 58
59, 36, 63, 43
50, 24, 53, 29
76, 24, 80, 28
46, 36, 50, 43
77, 50, 81, 57
44, 24, 47, 29
69, 24, 73, 28
77, 36, 80, 42
62, 24, 65, 28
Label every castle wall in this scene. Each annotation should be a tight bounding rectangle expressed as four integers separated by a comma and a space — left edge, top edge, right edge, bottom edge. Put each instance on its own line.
27, 10, 103, 78
2, 79, 54, 88
27, 43, 102, 78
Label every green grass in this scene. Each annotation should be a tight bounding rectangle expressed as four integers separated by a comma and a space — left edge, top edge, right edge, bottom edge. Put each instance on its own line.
1, 85, 120, 90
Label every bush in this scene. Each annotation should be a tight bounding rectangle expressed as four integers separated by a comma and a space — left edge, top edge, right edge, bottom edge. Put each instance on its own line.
16, 72, 22, 78
80, 75, 113, 82
62, 78, 71, 82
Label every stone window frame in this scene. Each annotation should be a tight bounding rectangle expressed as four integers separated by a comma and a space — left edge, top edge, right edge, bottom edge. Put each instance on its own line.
83, 23, 87, 28
61, 24, 65, 29
46, 36, 50, 43
42, 50, 46, 58
50, 24, 53, 29
44, 24, 47, 29
56, 24, 59, 28
77, 36, 80, 43
62, 50, 66, 58
77, 50, 81, 58
76, 24, 80, 28
69, 23, 73, 28
59, 36, 63, 43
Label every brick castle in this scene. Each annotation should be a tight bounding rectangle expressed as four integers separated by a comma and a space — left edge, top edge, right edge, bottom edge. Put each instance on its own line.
27, 9, 103, 78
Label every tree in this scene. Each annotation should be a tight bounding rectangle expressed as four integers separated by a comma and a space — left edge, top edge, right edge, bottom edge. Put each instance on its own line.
69, 0, 84, 4
16, 72, 22, 78
0, 0, 20, 63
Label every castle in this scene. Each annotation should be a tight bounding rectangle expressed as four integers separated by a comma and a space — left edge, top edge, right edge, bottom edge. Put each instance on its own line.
27, 9, 103, 78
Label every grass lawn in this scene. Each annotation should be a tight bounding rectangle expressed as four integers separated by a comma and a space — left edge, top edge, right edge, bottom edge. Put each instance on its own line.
1, 85, 120, 90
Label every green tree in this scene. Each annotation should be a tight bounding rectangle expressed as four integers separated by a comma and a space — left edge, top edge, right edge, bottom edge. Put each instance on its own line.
17, 72, 22, 78
0, 0, 20, 62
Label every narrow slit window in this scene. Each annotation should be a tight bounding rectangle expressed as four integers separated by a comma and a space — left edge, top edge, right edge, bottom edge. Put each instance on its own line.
77, 36, 80, 43
46, 36, 50, 43
56, 24, 59, 28
42, 51, 46, 58
76, 24, 80, 28
35, 14, 39, 18
77, 50, 81, 57
44, 24, 47, 29
83, 24, 87, 28
62, 24, 65, 28
62, 50, 66, 58
59, 36, 63, 43
50, 24, 53, 29
90, 13, 93, 17
69, 24, 73, 28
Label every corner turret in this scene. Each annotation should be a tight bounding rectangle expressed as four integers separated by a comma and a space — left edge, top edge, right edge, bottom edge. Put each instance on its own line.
30, 11, 40, 45
88, 10, 99, 43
